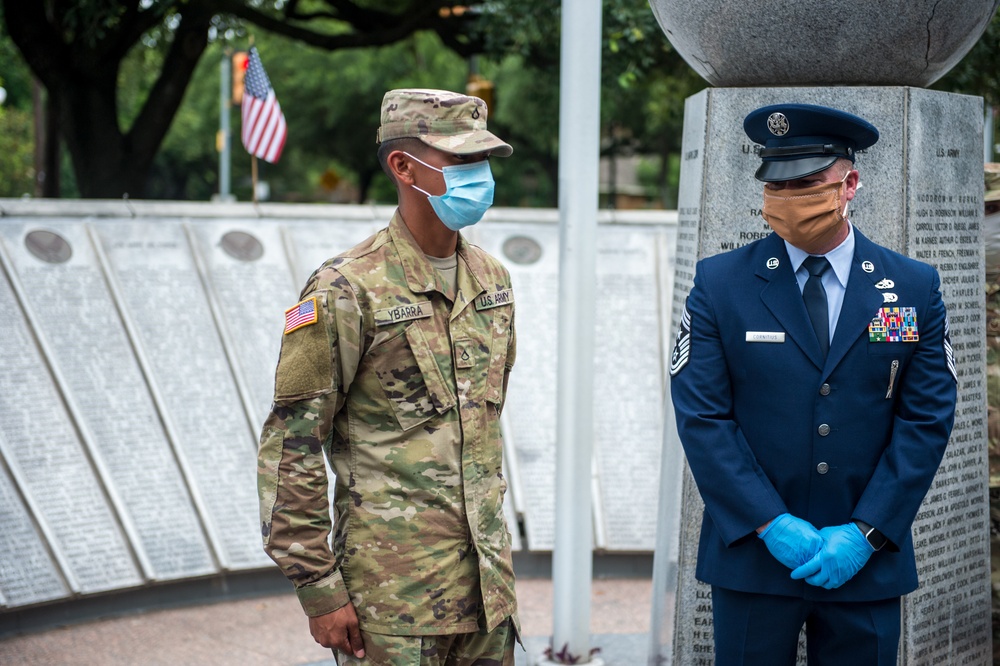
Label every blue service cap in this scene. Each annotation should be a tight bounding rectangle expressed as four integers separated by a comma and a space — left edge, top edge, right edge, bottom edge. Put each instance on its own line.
743, 103, 879, 182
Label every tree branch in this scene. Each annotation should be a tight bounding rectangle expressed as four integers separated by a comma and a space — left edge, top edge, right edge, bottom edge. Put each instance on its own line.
2, 0, 72, 90
103, 0, 178, 62
215, 0, 465, 51
127, 4, 211, 158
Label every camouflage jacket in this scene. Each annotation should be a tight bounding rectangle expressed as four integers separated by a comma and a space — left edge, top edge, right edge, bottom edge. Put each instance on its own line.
257, 212, 517, 636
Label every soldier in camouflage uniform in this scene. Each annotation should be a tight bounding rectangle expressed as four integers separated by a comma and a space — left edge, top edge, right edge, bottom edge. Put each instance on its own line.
258, 89, 519, 665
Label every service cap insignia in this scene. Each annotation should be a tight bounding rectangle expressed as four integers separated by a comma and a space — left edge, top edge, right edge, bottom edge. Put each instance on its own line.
767, 112, 790, 136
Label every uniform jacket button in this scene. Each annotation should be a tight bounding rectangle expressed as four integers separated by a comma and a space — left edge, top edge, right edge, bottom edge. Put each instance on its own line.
818, 423, 831, 436
819, 383, 831, 396
817, 462, 829, 474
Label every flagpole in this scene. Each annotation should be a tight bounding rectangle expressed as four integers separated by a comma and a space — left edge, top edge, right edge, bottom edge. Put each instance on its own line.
251, 155, 258, 204
248, 35, 257, 205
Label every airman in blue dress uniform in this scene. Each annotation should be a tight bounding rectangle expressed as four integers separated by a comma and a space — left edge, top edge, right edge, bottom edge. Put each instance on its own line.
669, 103, 958, 665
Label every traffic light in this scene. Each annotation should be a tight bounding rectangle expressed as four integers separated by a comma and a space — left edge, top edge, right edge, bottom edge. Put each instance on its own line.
231, 51, 249, 105
466, 74, 494, 112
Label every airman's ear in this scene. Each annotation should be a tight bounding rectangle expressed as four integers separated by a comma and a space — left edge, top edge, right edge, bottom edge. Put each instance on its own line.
844, 169, 860, 201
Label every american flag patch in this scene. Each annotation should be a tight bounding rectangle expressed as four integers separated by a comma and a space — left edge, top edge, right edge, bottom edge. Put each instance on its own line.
868, 306, 918, 342
284, 297, 318, 334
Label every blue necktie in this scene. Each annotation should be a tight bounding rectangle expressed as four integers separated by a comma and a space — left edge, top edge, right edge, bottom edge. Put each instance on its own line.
802, 256, 831, 357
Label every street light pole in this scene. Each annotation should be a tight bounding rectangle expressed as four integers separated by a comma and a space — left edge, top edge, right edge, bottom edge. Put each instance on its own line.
217, 53, 233, 201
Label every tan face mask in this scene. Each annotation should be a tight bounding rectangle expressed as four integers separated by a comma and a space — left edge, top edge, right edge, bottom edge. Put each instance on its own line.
761, 172, 850, 254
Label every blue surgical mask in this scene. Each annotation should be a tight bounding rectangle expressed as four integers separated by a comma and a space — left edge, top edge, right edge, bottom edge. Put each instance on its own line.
405, 152, 495, 230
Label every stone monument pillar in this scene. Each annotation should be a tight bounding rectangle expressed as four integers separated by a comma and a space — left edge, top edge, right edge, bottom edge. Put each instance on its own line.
646, 2, 998, 664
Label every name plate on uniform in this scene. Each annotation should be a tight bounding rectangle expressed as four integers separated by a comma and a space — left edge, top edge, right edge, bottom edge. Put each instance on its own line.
375, 301, 432, 326
475, 289, 513, 311
746, 331, 785, 343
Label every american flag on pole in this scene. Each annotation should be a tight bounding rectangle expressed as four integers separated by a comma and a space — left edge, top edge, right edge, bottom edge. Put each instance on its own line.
241, 46, 287, 164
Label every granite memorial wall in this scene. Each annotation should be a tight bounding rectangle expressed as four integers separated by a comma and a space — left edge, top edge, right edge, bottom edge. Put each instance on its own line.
0, 201, 676, 618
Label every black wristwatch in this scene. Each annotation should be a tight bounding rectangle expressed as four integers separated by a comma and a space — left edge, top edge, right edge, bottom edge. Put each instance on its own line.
853, 519, 887, 551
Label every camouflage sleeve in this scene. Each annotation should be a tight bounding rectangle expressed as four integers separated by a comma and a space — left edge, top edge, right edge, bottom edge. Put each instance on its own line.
257, 274, 363, 617
500, 309, 516, 413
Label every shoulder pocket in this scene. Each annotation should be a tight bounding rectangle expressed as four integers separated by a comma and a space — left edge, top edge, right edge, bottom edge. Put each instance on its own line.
485, 308, 511, 405
274, 292, 336, 402
257, 426, 283, 546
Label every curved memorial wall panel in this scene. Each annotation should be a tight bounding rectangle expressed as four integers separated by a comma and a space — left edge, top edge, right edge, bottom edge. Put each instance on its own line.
0, 201, 676, 627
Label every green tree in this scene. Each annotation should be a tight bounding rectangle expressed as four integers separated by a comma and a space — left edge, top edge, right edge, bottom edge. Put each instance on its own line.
933, 9, 1000, 106
0, 0, 712, 206
0, 8, 40, 197
14, 0, 995, 206
260, 31, 469, 203
1, 0, 481, 199
475, 0, 705, 207
0, 106, 35, 197
147, 0, 701, 207
146, 44, 225, 201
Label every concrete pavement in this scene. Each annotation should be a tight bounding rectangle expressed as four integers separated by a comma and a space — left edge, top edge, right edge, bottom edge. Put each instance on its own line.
0, 576, 653, 666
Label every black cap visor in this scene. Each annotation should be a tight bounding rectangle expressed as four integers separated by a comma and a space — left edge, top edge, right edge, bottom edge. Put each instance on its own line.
754, 155, 840, 182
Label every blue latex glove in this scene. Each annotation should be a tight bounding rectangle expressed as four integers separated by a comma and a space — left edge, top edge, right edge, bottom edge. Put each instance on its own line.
791, 523, 875, 589
757, 513, 824, 569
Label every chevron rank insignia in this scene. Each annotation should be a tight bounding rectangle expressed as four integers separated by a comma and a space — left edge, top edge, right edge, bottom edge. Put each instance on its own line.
669, 303, 692, 376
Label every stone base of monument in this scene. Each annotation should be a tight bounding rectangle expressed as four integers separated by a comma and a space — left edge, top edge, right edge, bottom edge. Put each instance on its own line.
653, 85, 992, 665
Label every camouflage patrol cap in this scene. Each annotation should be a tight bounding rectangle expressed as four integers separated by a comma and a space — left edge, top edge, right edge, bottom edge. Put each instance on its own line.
377, 88, 513, 157
986, 163, 1000, 203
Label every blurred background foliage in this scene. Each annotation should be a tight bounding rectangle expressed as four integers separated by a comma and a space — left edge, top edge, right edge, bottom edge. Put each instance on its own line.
0, 0, 714, 205
0, 1, 996, 207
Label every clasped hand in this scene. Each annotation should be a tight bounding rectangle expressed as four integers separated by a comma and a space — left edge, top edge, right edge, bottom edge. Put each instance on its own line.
790, 523, 874, 589
759, 515, 874, 589
758, 513, 824, 569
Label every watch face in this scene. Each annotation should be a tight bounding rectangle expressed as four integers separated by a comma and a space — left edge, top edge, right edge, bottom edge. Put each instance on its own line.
866, 529, 886, 550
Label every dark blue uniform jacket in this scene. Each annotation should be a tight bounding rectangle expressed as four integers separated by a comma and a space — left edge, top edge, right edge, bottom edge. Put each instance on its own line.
670, 228, 957, 602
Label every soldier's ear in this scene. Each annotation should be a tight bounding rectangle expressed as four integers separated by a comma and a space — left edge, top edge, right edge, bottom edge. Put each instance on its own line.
387, 151, 416, 185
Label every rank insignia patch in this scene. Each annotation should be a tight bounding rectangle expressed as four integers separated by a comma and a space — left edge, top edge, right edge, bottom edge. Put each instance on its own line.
868, 306, 918, 342
944, 315, 957, 383
669, 303, 692, 376
284, 297, 318, 334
